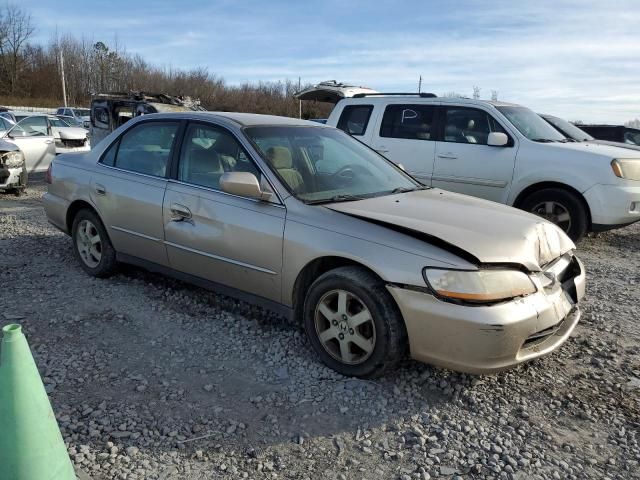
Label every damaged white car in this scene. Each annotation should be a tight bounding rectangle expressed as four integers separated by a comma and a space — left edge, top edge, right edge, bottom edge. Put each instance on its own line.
9, 113, 91, 155
0, 138, 27, 195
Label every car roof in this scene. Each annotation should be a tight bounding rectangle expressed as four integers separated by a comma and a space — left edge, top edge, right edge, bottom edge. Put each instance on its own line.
337, 95, 522, 108
154, 111, 329, 127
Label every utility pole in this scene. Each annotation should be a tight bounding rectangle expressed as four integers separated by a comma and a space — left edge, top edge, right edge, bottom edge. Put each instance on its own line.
60, 50, 68, 107
418, 75, 422, 93
298, 76, 302, 119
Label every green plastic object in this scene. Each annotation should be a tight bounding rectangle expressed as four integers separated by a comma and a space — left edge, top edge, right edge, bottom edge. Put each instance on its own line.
0, 324, 76, 480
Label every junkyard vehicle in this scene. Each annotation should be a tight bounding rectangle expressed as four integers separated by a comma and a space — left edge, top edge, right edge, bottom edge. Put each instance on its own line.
90, 92, 204, 147
571, 124, 640, 147
1, 115, 90, 169
542, 114, 640, 152
0, 138, 26, 194
300, 86, 640, 241
56, 107, 90, 129
44, 112, 585, 377
56, 114, 85, 128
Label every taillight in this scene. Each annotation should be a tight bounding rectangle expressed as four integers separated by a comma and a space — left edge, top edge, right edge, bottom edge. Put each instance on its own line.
45, 163, 52, 184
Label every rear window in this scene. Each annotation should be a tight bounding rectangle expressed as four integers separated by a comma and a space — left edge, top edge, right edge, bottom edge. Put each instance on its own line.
336, 105, 373, 136
380, 104, 436, 140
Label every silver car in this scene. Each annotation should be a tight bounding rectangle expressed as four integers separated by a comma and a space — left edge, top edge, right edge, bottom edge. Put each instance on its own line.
43, 112, 585, 377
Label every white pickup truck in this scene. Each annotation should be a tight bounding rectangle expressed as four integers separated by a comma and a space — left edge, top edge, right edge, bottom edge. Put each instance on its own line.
297, 83, 640, 241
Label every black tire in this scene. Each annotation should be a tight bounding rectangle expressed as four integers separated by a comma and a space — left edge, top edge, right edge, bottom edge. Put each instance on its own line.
520, 188, 588, 242
71, 208, 118, 277
303, 266, 407, 378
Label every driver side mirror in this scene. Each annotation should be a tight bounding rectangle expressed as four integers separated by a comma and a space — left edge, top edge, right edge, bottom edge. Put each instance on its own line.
220, 172, 273, 201
487, 132, 509, 147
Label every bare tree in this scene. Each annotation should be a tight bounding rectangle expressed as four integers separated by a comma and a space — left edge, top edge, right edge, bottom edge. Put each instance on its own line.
0, 4, 35, 94
472, 86, 481, 99
491, 90, 498, 101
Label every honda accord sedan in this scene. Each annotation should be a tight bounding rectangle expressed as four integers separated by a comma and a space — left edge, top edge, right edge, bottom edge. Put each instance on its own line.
43, 112, 585, 377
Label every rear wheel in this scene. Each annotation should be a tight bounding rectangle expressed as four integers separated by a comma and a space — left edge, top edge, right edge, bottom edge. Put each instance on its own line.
71, 209, 118, 277
520, 188, 588, 242
303, 266, 407, 378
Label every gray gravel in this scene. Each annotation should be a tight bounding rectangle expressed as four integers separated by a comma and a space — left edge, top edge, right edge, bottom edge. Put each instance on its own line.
1, 180, 639, 480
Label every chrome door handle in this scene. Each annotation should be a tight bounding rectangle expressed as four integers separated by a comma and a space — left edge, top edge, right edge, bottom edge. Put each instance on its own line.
375, 148, 389, 154
437, 153, 457, 159
170, 203, 192, 221
94, 184, 106, 195
44, 139, 54, 144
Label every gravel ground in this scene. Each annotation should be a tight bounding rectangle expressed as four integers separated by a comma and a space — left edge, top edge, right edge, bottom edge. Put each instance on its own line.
1, 179, 639, 480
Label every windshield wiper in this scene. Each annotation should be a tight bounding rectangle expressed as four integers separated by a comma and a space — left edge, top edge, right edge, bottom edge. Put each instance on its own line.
306, 194, 367, 205
530, 138, 556, 143
390, 186, 429, 194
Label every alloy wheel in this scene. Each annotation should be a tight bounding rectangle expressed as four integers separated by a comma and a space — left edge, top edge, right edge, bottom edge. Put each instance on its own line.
75, 219, 102, 268
532, 201, 572, 232
314, 289, 376, 365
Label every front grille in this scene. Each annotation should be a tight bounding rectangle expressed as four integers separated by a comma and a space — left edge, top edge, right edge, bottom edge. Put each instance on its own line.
62, 138, 86, 148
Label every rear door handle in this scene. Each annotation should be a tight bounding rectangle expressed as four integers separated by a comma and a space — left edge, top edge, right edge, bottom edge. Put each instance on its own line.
170, 203, 192, 221
94, 183, 106, 195
437, 153, 457, 159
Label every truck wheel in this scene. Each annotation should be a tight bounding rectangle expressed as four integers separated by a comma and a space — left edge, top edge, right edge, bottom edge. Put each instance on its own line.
520, 188, 588, 242
303, 266, 407, 378
71, 209, 118, 277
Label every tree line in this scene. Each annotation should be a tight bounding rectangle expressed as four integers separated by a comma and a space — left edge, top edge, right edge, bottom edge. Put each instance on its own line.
0, 5, 331, 118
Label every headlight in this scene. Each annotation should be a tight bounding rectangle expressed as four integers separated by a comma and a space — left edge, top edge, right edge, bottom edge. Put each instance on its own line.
1, 151, 24, 168
611, 159, 640, 181
423, 268, 537, 303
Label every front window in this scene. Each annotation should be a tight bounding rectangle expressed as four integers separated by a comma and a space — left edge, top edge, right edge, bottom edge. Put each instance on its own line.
72, 109, 90, 117
178, 123, 260, 191
497, 106, 566, 142
443, 107, 507, 145
11, 116, 49, 137
49, 117, 70, 127
244, 126, 420, 204
543, 116, 593, 142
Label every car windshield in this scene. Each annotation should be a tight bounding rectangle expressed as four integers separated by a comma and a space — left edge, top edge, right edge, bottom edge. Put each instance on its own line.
497, 106, 567, 142
244, 126, 421, 203
49, 117, 70, 127
73, 109, 90, 117
543, 115, 593, 142
624, 129, 640, 146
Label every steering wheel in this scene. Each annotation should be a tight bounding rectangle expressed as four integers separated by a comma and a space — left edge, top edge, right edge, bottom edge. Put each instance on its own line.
332, 164, 370, 181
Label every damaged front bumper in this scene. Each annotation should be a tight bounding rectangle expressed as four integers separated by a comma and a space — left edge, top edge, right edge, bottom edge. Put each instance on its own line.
0, 165, 27, 191
388, 255, 586, 374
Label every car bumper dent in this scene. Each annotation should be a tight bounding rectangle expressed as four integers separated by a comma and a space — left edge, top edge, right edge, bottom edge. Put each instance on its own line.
583, 183, 640, 226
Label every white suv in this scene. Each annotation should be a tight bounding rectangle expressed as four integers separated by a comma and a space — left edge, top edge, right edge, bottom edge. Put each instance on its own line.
322, 93, 640, 240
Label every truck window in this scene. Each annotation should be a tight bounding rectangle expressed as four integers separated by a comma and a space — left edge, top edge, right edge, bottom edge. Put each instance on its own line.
443, 107, 506, 145
336, 105, 373, 136
380, 105, 436, 140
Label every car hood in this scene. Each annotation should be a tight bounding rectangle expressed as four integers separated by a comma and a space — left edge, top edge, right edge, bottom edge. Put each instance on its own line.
591, 139, 640, 153
52, 127, 88, 139
325, 189, 575, 271
547, 140, 640, 159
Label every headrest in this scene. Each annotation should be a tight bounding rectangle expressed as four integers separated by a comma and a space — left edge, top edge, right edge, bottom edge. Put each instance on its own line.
267, 146, 293, 169
467, 119, 475, 129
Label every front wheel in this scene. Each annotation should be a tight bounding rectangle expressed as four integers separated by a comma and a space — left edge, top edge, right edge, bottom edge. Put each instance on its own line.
71, 209, 118, 277
303, 266, 407, 378
520, 188, 588, 242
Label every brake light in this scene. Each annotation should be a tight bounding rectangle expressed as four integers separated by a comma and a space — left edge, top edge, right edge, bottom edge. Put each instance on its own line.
45, 163, 52, 184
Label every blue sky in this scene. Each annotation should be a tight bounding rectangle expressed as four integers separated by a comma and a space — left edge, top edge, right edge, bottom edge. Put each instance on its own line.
23, 0, 640, 123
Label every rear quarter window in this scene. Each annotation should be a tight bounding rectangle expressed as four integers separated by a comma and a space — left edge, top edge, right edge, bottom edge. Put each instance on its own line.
336, 105, 373, 136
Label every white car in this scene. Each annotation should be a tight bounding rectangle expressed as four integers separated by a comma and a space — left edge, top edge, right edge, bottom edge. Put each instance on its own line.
0, 114, 90, 172
56, 107, 90, 129
307, 89, 640, 241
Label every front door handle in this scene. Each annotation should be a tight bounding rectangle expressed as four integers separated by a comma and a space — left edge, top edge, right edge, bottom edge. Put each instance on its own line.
44, 139, 54, 144
94, 183, 106, 195
170, 203, 192, 221
437, 153, 457, 159
375, 147, 389, 154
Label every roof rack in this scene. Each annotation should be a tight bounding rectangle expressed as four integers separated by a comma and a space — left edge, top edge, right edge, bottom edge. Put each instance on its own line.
352, 92, 437, 98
